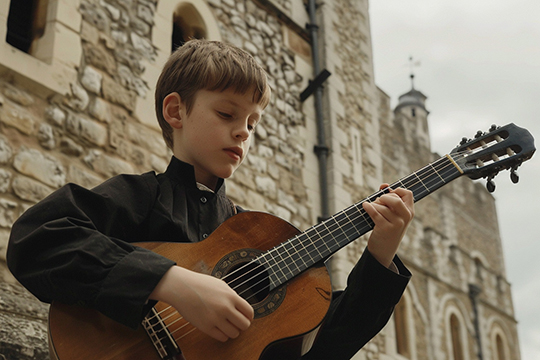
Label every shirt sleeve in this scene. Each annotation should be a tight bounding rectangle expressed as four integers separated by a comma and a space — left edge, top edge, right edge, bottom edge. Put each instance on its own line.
301, 248, 411, 360
7, 173, 176, 329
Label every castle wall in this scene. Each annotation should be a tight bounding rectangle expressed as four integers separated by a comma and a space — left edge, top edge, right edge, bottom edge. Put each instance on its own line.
0, 0, 520, 359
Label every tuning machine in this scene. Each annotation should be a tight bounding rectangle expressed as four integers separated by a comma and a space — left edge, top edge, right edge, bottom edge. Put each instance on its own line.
510, 165, 520, 184
489, 124, 500, 132
459, 137, 470, 146
486, 175, 496, 193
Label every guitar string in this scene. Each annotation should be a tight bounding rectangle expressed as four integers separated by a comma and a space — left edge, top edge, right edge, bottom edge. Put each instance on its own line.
147, 152, 466, 345
159, 137, 519, 345
148, 150, 478, 344
222, 153, 462, 298
229, 154, 463, 302
147, 152, 466, 344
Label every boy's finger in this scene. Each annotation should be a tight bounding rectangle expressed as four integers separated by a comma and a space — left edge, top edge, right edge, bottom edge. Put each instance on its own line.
208, 327, 230, 342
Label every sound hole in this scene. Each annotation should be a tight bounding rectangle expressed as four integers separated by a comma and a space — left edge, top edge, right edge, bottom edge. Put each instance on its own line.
226, 261, 270, 304
212, 249, 287, 318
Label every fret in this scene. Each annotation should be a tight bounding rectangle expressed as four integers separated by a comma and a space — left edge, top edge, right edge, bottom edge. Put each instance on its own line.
262, 155, 463, 288
282, 241, 304, 274
273, 246, 295, 279
290, 236, 311, 268
264, 251, 287, 288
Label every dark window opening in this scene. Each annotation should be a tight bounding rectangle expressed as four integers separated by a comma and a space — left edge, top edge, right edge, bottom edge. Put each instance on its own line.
6, 0, 49, 54
394, 298, 410, 357
172, 4, 207, 52
450, 314, 464, 360
411, 108, 416, 117
172, 22, 186, 52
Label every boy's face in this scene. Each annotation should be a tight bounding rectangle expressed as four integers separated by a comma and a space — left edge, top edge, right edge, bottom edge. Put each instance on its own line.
171, 88, 263, 189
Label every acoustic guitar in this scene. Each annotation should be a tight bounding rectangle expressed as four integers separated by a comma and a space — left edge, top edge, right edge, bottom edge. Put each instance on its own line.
48, 123, 535, 359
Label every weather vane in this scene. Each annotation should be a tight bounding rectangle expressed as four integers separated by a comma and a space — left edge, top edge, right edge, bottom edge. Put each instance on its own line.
408, 56, 421, 89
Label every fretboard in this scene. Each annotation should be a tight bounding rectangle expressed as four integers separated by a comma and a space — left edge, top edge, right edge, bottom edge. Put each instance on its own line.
258, 154, 463, 290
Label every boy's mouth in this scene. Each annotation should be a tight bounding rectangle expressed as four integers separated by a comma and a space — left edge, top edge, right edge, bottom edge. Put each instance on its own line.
224, 147, 243, 160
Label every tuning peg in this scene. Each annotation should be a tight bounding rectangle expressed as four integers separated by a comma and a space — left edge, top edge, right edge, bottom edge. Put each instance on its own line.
489, 124, 499, 132
486, 178, 496, 193
460, 137, 469, 145
511, 166, 520, 184
475, 130, 484, 138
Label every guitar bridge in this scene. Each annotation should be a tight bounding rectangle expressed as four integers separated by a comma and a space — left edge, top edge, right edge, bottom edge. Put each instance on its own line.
142, 307, 183, 359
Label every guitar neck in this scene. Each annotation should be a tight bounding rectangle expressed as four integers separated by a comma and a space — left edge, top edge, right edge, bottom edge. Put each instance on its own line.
260, 154, 463, 290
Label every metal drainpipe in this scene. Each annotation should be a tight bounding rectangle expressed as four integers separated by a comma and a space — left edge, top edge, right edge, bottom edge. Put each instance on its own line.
469, 283, 484, 360
306, 0, 330, 222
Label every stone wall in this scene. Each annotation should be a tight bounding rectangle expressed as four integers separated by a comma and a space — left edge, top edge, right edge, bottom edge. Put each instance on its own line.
0, 0, 315, 358
0, 0, 520, 359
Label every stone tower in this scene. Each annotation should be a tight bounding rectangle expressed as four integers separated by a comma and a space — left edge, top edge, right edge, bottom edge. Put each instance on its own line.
0, 0, 520, 359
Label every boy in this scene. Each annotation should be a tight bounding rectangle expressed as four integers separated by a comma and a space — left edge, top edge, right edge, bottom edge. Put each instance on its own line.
7, 40, 413, 359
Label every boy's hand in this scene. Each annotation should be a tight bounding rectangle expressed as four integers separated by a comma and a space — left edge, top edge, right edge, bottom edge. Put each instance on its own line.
150, 266, 254, 342
362, 184, 414, 268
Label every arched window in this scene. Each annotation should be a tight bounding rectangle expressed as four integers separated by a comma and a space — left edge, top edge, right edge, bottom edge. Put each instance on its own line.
394, 297, 410, 358
450, 314, 465, 360
6, 0, 49, 54
172, 3, 207, 51
495, 334, 506, 360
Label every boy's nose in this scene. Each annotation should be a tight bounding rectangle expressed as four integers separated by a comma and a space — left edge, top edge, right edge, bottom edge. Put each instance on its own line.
234, 123, 250, 140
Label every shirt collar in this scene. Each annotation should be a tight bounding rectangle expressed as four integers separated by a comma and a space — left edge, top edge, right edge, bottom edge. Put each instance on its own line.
165, 156, 225, 194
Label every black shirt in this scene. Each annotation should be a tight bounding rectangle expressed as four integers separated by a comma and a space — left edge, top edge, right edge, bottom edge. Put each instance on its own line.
7, 156, 410, 359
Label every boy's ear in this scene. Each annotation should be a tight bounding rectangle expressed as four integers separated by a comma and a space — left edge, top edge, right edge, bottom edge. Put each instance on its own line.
162, 92, 184, 129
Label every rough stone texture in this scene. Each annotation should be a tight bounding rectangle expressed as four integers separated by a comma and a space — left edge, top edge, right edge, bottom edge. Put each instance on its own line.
13, 149, 66, 189
0, 0, 521, 359
0, 283, 49, 360
0, 102, 37, 136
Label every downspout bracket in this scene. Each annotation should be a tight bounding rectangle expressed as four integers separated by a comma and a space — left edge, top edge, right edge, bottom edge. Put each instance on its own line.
300, 69, 331, 102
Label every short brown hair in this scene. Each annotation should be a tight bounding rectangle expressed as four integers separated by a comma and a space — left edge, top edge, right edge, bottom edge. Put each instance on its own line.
155, 39, 271, 149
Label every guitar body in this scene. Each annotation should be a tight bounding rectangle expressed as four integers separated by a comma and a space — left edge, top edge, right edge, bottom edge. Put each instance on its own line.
48, 212, 333, 360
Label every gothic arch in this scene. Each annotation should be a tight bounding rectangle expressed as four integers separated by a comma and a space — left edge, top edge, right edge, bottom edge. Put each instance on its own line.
486, 317, 516, 360
392, 290, 418, 360
490, 324, 510, 360
444, 304, 471, 360
155, 0, 221, 54
470, 250, 490, 270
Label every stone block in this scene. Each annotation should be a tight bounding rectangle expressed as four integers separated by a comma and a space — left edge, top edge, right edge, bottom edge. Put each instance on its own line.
0, 102, 37, 136
127, 123, 168, 157
65, 82, 89, 111
255, 176, 276, 199
0, 228, 9, 261
68, 164, 103, 189
88, 97, 111, 123
0, 135, 13, 164
0, 169, 11, 193
83, 43, 117, 76
44, 106, 66, 127
102, 76, 136, 111
0, 283, 49, 360
81, 66, 103, 95
0, 198, 18, 228
84, 150, 135, 178
66, 113, 108, 147
59, 137, 84, 157
13, 149, 65, 188
12, 176, 53, 203
2, 83, 34, 106
37, 123, 56, 150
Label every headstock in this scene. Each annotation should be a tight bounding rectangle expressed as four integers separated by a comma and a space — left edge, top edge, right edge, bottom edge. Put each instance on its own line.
450, 123, 536, 192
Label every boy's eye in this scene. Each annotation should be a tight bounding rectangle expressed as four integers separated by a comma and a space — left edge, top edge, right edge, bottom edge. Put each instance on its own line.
218, 111, 232, 118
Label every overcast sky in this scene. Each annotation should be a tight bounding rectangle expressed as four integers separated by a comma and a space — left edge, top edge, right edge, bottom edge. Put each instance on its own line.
369, 1, 540, 359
